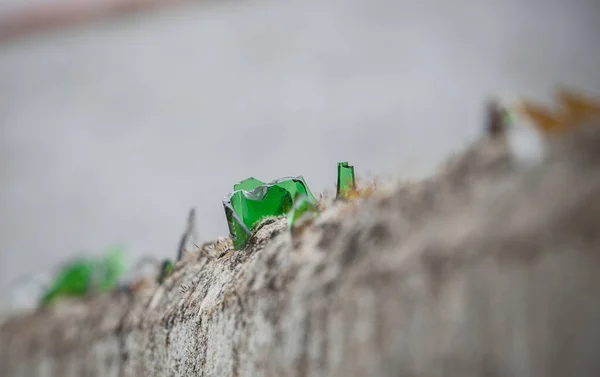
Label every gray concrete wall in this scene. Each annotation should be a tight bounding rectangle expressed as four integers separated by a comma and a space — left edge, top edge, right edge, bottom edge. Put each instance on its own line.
1, 0, 599, 313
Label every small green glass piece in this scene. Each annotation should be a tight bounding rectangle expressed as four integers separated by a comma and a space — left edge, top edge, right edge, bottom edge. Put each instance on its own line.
288, 194, 319, 230
96, 248, 127, 292
502, 108, 515, 128
41, 261, 95, 306
224, 176, 316, 249
40, 247, 127, 306
158, 259, 174, 284
336, 161, 356, 199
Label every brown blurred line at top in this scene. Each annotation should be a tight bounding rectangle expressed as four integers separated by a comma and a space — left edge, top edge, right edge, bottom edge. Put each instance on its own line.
0, 0, 191, 43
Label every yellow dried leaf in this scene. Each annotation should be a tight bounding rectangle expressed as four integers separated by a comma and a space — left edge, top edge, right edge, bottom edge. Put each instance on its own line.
516, 102, 563, 134
339, 180, 377, 201
515, 89, 600, 135
556, 88, 600, 123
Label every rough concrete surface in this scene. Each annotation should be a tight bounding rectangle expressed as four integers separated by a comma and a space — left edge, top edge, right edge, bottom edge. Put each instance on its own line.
3, 120, 600, 377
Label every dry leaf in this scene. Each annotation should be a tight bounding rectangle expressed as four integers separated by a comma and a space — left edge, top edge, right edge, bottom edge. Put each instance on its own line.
515, 88, 600, 135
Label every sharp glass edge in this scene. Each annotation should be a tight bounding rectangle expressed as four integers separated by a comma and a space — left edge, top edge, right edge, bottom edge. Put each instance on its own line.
222, 193, 252, 235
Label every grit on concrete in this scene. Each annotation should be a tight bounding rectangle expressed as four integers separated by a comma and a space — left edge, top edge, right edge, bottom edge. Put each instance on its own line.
0, 0, 599, 313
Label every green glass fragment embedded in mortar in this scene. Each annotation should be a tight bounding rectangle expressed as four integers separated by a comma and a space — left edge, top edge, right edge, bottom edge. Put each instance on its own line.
287, 194, 319, 230
40, 248, 126, 306
224, 176, 316, 250
336, 161, 356, 199
158, 259, 174, 285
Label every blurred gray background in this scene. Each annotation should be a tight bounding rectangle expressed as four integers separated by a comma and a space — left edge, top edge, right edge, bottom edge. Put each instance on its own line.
1, 0, 599, 313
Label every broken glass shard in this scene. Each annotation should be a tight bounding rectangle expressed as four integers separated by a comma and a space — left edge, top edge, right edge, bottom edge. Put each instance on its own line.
336, 161, 356, 199
41, 261, 95, 306
224, 176, 316, 249
234, 177, 264, 192
158, 259, 174, 284
288, 194, 319, 230
41, 248, 126, 306
96, 248, 127, 292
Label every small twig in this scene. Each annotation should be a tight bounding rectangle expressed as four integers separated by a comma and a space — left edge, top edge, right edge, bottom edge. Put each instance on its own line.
177, 208, 197, 262
486, 99, 507, 138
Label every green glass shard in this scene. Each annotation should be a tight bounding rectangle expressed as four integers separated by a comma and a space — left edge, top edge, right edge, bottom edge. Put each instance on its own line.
288, 194, 319, 230
336, 161, 356, 199
40, 247, 127, 306
234, 177, 264, 192
502, 108, 515, 128
96, 248, 127, 292
158, 259, 174, 284
41, 261, 95, 306
224, 176, 316, 249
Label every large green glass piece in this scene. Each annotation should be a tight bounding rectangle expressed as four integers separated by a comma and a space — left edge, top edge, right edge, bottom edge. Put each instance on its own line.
224, 176, 316, 249
288, 194, 319, 230
336, 161, 356, 199
40, 248, 126, 306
